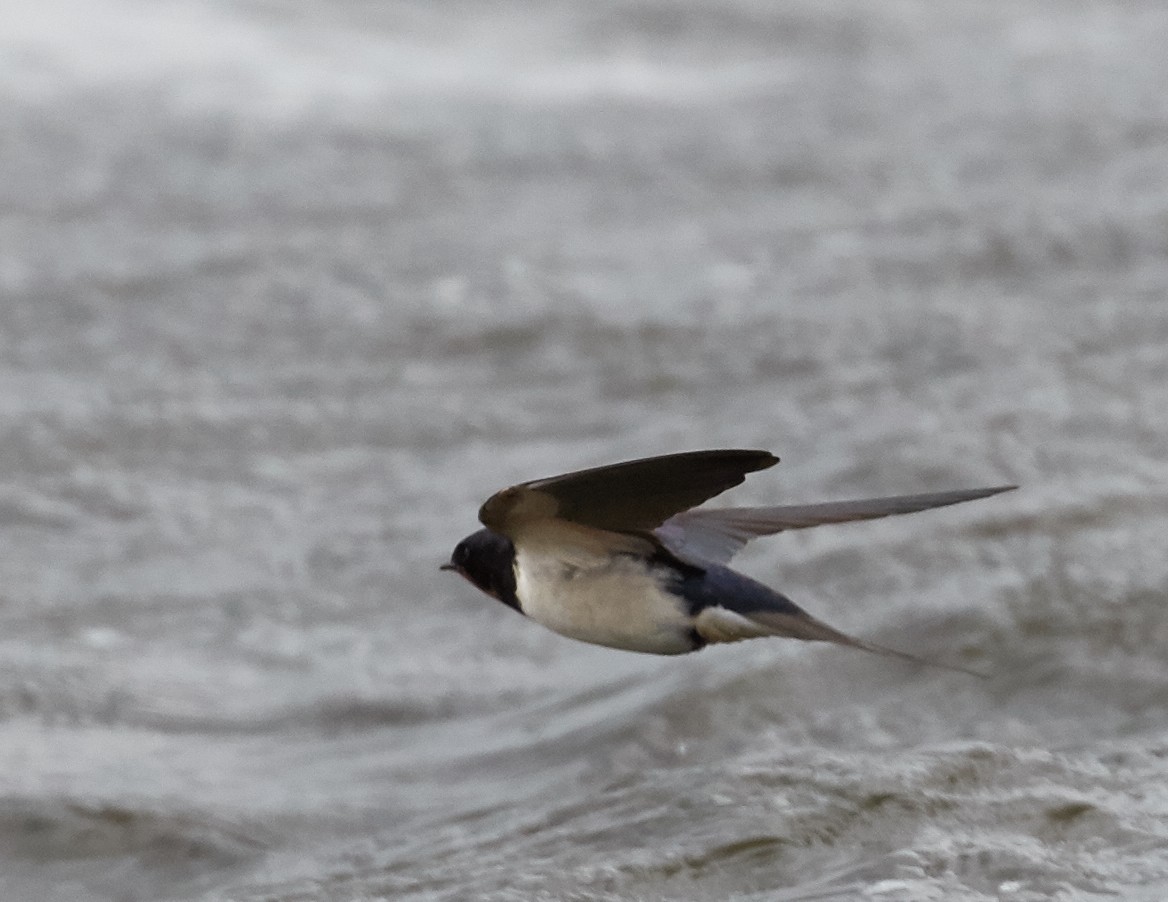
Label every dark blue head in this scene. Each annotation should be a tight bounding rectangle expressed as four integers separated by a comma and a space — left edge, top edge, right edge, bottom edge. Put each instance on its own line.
441, 528, 520, 611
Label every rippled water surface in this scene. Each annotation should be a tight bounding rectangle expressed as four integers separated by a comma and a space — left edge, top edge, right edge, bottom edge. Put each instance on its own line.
3, 1, 1168, 899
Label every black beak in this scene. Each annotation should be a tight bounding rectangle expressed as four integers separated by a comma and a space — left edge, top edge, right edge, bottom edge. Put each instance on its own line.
439, 562, 457, 572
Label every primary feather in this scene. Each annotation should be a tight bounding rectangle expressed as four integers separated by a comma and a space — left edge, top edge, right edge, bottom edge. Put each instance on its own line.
656, 486, 1016, 566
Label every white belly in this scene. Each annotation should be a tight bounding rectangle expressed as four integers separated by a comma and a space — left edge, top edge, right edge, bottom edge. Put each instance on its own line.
513, 546, 695, 655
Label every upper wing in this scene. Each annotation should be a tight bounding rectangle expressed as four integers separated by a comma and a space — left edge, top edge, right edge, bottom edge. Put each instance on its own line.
478, 449, 779, 538
656, 485, 1016, 565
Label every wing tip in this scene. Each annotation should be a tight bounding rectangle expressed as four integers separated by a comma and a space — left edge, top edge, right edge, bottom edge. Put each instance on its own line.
973, 484, 1019, 499
727, 448, 779, 471
695, 448, 778, 464
753, 450, 780, 470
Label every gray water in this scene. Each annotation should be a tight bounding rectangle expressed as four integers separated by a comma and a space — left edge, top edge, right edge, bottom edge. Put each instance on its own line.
3, 1, 1168, 899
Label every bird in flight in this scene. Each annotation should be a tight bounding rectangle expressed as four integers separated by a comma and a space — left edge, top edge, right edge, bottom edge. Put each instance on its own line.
442, 450, 1013, 674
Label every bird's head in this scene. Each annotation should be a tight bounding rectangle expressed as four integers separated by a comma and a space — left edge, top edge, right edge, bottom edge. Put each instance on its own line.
441, 528, 519, 610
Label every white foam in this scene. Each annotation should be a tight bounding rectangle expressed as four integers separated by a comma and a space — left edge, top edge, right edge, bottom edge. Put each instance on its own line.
0, 0, 797, 117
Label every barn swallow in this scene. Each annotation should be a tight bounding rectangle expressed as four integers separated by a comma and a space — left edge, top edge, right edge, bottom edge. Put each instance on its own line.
442, 450, 1014, 673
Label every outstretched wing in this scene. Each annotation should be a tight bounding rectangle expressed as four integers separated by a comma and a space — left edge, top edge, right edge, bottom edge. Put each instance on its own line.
478, 449, 779, 538
656, 486, 1016, 565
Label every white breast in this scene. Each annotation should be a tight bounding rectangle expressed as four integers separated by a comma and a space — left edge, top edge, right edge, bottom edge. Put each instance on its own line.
513, 543, 695, 655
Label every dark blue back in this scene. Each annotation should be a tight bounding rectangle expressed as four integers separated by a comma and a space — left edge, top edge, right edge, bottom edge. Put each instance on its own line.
665, 560, 807, 618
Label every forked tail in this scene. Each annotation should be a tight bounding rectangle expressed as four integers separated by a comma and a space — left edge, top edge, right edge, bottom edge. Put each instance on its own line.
693, 605, 988, 677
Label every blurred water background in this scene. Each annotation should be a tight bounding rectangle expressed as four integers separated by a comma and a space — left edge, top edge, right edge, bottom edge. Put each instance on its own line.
3, 1, 1168, 899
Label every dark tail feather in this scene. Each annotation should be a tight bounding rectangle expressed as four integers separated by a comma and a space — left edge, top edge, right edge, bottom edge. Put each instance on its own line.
748, 610, 989, 678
